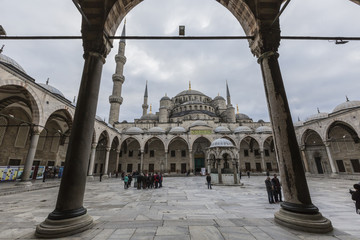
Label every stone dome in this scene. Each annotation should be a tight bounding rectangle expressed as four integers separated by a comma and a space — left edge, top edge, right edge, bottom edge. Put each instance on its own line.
169, 126, 186, 134
190, 120, 209, 128
236, 113, 251, 120
210, 138, 234, 148
213, 95, 225, 101
148, 127, 165, 134
38, 83, 65, 98
0, 53, 26, 73
305, 112, 329, 122
214, 126, 231, 134
160, 95, 171, 101
234, 126, 253, 134
333, 100, 360, 113
124, 127, 144, 135
255, 126, 272, 134
140, 113, 158, 121
175, 89, 206, 97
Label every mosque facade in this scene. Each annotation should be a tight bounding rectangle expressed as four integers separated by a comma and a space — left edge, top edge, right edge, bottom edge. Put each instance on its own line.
0, 24, 359, 180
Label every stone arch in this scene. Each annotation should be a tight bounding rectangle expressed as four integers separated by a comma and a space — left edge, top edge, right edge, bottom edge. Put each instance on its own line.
220, 135, 236, 146
93, 130, 110, 175
192, 136, 212, 173
119, 136, 142, 173
326, 121, 359, 143
167, 135, 189, 150
144, 136, 166, 173
108, 136, 120, 174
167, 136, 190, 174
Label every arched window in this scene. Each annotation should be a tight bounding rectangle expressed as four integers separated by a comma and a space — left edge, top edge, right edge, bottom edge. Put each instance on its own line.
15, 123, 30, 148
37, 129, 47, 151
51, 132, 60, 153
0, 117, 8, 146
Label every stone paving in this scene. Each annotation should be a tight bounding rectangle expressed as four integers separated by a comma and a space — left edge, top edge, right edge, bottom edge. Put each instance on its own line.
0, 175, 359, 239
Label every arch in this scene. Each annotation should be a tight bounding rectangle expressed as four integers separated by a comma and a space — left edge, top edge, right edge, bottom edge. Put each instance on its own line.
108, 136, 120, 174
220, 135, 236, 146
119, 136, 142, 173
167, 135, 189, 150
326, 121, 359, 143
302, 129, 324, 147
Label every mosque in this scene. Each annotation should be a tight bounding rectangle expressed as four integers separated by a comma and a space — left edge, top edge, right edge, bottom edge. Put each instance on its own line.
0, 24, 359, 182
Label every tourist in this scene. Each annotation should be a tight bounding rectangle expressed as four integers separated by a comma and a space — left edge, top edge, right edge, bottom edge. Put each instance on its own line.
42, 168, 48, 183
154, 172, 159, 188
159, 173, 163, 188
124, 174, 129, 189
100, 172, 103, 182
271, 174, 282, 202
206, 173, 212, 189
247, 171, 250, 178
349, 183, 360, 214
265, 176, 274, 203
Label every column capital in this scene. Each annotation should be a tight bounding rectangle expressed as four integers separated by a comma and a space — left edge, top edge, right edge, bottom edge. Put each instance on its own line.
106, 147, 111, 152
91, 143, 97, 149
250, 27, 281, 58
324, 141, 332, 147
300, 145, 306, 151
83, 51, 106, 64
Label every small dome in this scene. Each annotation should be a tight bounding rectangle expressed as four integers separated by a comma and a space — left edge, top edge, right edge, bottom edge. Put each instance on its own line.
169, 126, 186, 135
333, 100, 360, 113
148, 127, 165, 134
210, 138, 234, 148
0, 53, 26, 73
305, 112, 329, 122
214, 126, 231, 134
236, 113, 251, 120
190, 120, 209, 128
124, 127, 144, 135
160, 95, 171, 101
255, 126, 272, 134
140, 113, 158, 121
234, 126, 253, 134
258, 119, 265, 123
213, 95, 225, 101
38, 83, 65, 98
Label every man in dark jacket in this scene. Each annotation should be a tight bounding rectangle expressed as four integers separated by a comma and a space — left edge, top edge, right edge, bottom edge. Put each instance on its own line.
271, 174, 282, 202
265, 176, 274, 203
350, 183, 360, 214
206, 173, 212, 189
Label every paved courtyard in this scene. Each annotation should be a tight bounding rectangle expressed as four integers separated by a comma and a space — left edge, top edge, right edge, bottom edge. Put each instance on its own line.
0, 175, 359, 239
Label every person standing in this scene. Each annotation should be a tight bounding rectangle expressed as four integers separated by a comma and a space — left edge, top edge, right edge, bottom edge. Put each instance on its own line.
350, 183, 360, 214
271, 174, 282, 202
265, 176, 274, 203
206, 173, 212, 189
42, 168, 48, 183
247, 171, 250, 178
124, 174, 129, 189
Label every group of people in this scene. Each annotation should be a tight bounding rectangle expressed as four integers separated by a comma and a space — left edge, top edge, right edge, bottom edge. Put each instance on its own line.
123, 171, 163, 190
265, 174, 282, 204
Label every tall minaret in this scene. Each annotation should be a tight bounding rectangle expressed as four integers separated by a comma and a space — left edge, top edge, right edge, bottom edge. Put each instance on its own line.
226, 80, 231, 106
225, 81, 236, 123
108, 21, 127, 125
142, 81, 149, 116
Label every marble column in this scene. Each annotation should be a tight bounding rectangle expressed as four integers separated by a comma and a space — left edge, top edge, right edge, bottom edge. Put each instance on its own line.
17, 127, 41, 186
115, 150, 120, 173
217, 159, 223, 184
300, 145, 310, 173
232, 160, 238, 184
140, 151, 144, 172
164, 151, 168, 173
103, 147, 110, 177
260, 148, 266, 172
36, 51, 106, 237
189, 149, 193, 174
325, 142, 337, 174
87, 143, 97, 179
258, 50, 332, 233
207, 159, 211, 174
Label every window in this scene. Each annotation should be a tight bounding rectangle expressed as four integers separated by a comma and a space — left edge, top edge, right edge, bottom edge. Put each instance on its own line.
350, 159, 360, 173
51, 133, 61, 153
47, 161, 55, 166
254, 149, 260, 156
33, 160, 40, 166
37, 129, 47, 151
118, 164, 122, 172
8, 159, 21, 166
244, 149, 249, 157
150, 150, 155, 157
15, 123, 30, 148
171, 163, 176, 172
127, 164, 133, 173
264, 149, 270, 157
120, 151, 122, 157
336, 160, 345, 173
0, 117, 7, 146
256, 163, 262, 172
181, 150, 186, 157
94, 163, 98, 173
245, 162, 251, 171
129, 150, 133, 157
266, 162, 272, 171
171, 150, 176, 157
149, 164, 154, 173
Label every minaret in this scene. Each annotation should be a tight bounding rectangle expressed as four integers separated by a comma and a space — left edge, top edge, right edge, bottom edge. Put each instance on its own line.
226, 80, 231, 106
142, 81, 149, 116
225, 81, 236, 123
108, 21, 127, 125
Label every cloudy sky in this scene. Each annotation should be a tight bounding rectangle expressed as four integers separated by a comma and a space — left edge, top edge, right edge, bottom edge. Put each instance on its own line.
1, 0, 360, 123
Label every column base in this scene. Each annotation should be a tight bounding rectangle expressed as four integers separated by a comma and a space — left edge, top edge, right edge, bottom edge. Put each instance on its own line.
15, 180, 32, 187
274, 208, 333, 233
87, 175, 94, 181
35, 213, 93, 238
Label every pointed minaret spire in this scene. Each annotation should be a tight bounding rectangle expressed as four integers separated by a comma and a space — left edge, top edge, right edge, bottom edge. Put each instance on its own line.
142, 81, 149, 116
346, 95, 349, 102
108, 21, 127, 125
46, 78, 49, 85
189, 81, 191, 90
226, 80, 231, 106
120, 19, 126, 43
317, 107, 320, 113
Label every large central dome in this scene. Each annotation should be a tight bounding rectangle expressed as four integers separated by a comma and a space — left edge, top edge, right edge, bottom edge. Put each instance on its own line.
175, 89, 207, 97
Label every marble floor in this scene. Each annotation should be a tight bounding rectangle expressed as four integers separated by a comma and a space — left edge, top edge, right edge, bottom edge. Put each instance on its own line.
0, 175, 359, 239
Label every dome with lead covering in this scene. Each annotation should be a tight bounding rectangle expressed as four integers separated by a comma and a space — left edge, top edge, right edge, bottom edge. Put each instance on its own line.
176, 89, 207, 97
305, 112, 329, 122
234, 126, 253, 134
190, 120, 209, 128
148, 127, 165, 134
124, 127, 144, 135
210, 138, 234, 148
38, 83, 65, 98
169, 126, 186, 134
214, 126, 231, 134
0, 53, 26, 73
255, 126, 272, 134
236, 113, 251, 120
140, 113, 158, 121
333, 100, 360, 113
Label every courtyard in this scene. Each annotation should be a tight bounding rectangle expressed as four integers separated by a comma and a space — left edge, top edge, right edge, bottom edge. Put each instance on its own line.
0, 175, 359, 239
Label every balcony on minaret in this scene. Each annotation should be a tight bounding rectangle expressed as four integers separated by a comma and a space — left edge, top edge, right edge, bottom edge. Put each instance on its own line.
109, 95, 123, 104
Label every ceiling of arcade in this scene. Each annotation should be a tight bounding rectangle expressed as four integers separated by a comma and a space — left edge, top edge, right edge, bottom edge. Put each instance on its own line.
78, 0, 284, 56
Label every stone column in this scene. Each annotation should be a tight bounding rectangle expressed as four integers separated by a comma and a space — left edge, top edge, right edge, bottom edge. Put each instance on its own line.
325, 142, 337, 174
140, 151, 144, 173
17, 127, 41, 186
260, 148, 266, 172
232, 160, 238, 184
87, 143, 97, 179
164, 151, 168, 173
103, 147, 110, 177
217, 159, 223, 184
115, 150, 120, 173
36, 50, 106, 237
258, 50, 332, 232
207, 159, 211, 174
189, 149, 193, 175
300, 145, 310, 173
